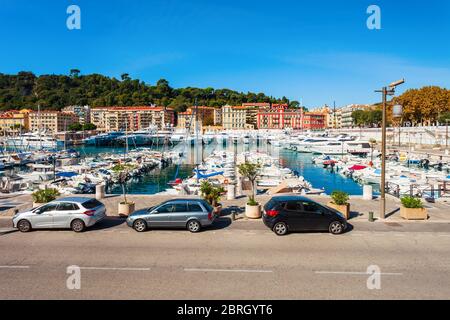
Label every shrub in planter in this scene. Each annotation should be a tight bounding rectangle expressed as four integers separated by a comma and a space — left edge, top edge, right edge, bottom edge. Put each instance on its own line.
200, 181, 225, 214
32, 189, 60, 207
400, 196, 428, 220
238, 162, 262, 219
328, 191, 350, 219
112, 164, 137, 217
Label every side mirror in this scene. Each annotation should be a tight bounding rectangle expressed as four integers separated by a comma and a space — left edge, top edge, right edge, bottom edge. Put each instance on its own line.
150, 210, 158, 215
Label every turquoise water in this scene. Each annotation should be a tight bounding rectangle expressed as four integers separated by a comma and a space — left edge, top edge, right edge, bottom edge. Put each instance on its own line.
72, 142, 364, 195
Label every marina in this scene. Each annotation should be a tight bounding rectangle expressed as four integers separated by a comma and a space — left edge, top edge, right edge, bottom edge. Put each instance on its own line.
0, 130, 449, 200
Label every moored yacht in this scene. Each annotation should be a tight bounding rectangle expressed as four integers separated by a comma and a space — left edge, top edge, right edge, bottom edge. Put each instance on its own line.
6, 132, 60, 150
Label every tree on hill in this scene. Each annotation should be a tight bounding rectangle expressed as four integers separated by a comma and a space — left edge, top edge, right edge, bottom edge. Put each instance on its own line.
0, 72, 286, 111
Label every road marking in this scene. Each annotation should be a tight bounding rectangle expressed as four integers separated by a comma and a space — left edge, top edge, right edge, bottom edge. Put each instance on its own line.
184, 268, 273, 273
80, 267, 151, 271
0, 265, 30, 269
315, 271, 403, 276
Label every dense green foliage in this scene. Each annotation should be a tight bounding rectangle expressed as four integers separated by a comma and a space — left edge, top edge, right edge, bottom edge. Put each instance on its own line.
200, 181, 225, 207
0, 71, 288, 112
68, 123, 98, 131
401, 196, 424, 209
331, 191, 350, 206
32, 189, 60, 204
351, 109, 383, 127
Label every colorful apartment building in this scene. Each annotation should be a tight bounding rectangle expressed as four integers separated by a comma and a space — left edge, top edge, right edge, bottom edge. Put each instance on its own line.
221, 105, 250, 129
62, 105, 91, 124
91, 106, 175, 132
0, 109, 31, 132
257, 105, 304, 129
29, 111, 79, 133
176, 106, 220, 132
301, 112, 326, 130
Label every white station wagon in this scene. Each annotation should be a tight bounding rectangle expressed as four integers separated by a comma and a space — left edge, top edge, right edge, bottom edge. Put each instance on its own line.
13, 197, 107, 233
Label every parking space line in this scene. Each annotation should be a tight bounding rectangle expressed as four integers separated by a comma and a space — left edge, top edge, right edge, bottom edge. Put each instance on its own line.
80, 267, 151, 271
315, 271, 403, 276
184, 268, 273, 273
0, 265, 30, 269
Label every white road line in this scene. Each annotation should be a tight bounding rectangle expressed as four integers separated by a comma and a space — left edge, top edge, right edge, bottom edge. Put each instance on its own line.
80, 267, 151, 271
0, 265, 30, 269
315, 271, 403, 276
184, 268, 273, 273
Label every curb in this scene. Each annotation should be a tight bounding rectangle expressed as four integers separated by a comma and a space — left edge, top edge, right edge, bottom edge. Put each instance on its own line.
0, 228, 17, 236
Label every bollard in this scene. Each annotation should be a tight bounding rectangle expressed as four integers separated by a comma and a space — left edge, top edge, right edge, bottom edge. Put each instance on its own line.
227, 184, 236, 200
363, 185, 373, 200
96, 184, 105, 200
369, 211, 375, 222
231, 210, 236, 221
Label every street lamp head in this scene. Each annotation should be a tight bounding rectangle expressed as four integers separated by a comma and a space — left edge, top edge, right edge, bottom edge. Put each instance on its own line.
393, 105, 403, 118
389, 79, 405, 89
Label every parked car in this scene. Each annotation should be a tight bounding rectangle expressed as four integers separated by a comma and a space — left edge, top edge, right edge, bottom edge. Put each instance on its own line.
13, 197, 107, 233
262, 196, 347, 236
126, 199, 216, 233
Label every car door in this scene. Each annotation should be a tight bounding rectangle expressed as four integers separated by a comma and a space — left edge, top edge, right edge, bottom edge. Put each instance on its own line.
148, 203, 174, 227
170, 202, 189, 227
283, 201, 309, 231
53, 202, 79, 228
187, 202, 206, 223
31, 203, 58, 228
300, 201, 330, 231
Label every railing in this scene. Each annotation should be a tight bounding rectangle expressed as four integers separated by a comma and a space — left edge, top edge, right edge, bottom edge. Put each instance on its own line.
385, 181, 450, 200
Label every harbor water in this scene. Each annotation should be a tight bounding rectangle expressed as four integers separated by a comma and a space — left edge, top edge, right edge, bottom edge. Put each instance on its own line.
71, 142, 365, 195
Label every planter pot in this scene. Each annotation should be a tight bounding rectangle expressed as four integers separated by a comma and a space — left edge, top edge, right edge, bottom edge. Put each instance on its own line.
33, 202, 45, 208
214, 205, 223, 216
118, 202, 135, 217
328, 202, 350, 220
245, 204, 262, 219
400, 207, 428, 220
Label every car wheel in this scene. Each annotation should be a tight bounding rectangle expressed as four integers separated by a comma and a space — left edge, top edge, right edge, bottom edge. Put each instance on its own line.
187, 220, 201, 233
329, 221, 344, 235
17, 220, 32, 233
71, 219, 86, 233
133, 219, 147, 232
273, 222, 288, 236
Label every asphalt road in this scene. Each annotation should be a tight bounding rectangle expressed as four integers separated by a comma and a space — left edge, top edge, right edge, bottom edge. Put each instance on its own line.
1, 218, 450, 300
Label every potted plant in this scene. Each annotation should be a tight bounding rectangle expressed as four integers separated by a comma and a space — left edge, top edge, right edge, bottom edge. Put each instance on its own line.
112, 164, 136, 217
328, 191, 350, 219
200, 181, 225, 215
400, 196, 428, 220
32, 188, 60, 208
238, 162, 262, 219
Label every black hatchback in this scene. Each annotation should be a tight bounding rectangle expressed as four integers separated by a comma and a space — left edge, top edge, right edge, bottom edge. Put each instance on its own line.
262, 196, 347, 236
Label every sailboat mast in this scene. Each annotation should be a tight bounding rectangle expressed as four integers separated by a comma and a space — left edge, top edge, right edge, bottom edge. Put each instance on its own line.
38, 104, 42, 150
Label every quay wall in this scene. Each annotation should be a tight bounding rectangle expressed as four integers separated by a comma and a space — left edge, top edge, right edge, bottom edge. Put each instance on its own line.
328, 126, 450, 147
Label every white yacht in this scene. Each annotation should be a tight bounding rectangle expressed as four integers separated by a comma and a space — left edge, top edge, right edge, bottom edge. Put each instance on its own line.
310, 141, 372, 155
6, 132, 60, 150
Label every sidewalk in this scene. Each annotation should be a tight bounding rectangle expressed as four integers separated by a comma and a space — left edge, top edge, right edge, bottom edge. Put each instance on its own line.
1, 193, 449, 233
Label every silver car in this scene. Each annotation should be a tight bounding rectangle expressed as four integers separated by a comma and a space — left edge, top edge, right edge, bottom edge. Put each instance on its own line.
13, 197, 107, 233
126, 199, 216, 233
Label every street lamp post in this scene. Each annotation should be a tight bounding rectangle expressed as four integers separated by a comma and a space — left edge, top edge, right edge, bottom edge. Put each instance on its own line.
375, 79, 405, 220
443, 120, 448, 148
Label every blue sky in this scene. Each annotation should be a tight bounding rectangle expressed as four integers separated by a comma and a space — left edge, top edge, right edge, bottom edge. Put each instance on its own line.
0, 0, 449, 107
